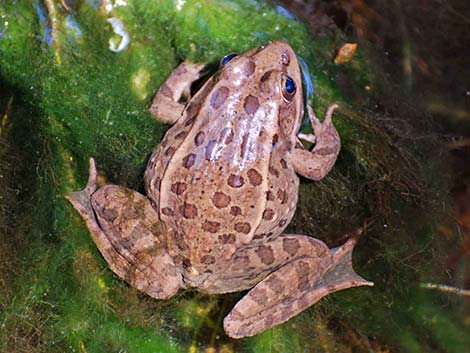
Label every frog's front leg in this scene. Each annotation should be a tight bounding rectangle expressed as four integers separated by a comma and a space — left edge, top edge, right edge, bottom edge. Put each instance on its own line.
66, 159, 183, 299
292, 104, 341, 181
222, 234, 373, 338
149, 62, 206, 124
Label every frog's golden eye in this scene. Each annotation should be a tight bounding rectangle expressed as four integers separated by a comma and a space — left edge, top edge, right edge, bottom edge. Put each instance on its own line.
281, 74, 296, 101
220, 53, 237, 66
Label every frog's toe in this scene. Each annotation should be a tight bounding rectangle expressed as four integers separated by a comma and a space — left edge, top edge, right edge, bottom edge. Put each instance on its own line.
67, 159, 183, 300
223, 238, 373, 339
65, 158, 99, 239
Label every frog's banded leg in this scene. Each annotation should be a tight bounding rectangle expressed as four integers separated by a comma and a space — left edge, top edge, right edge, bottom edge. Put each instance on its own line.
222, 234, 373, 339
292, 104, 341, 181
66, 158, 182, 299
149, 62, 206, 124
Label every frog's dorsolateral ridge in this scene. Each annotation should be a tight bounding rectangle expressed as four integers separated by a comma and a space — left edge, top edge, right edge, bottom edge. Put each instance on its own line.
67, 41, 373, 339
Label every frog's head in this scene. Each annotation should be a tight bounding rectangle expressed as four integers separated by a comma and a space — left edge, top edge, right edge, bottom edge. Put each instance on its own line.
217, 41, 304, 139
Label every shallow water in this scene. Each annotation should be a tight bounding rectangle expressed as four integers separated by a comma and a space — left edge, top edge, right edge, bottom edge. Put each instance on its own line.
1, 0, 468, 352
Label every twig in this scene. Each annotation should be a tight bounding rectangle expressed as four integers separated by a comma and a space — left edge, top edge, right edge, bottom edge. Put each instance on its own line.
60, 0, 71, 12
420, 282, 470, 297
44, 0, 62, 64
79, 340, 88, 353
448, 138, 470, 150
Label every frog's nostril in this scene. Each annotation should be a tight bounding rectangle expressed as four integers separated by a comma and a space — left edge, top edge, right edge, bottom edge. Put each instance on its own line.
281, 52, 290, 65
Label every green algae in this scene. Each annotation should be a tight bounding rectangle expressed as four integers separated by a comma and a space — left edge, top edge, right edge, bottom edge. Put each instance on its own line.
0, 0, 464, 352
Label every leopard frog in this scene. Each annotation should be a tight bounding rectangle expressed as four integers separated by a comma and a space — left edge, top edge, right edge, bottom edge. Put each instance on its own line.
67, 41, 372, 339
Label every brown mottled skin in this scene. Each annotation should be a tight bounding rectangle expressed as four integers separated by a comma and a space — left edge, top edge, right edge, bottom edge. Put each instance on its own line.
67, 42, 373, 339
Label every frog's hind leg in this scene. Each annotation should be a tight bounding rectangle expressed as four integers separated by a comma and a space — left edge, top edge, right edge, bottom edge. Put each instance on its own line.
223, 235, 373, 339
66, 158, 182, 299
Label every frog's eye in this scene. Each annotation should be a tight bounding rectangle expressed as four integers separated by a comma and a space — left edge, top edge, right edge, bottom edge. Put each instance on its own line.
282, 75, 296, 101
220, 53, 237, 66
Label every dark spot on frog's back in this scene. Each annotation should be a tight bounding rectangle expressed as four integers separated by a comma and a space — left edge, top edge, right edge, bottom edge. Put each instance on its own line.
186, 101, 201, 118
164, 146, 176, 156
194, 131, 205, 146
202, 220, 221, 233
210, 86, 229, 109
243, 60, 256, 76
234, 222, 251, 234
255, 245, 275, 265
260, 71, 272, 82
170, 182, 187, 196
266, 190, 275, 201
183, 153, 196, 168
184, 102, 201, 126
244, 95, 259, 116
212, 191, 231, 208
228, 174, 244, 188
247, 168, 263, 186
220, 233, 236, 244
230, 206, 242, 216
262, 208, 275, 220
180, 202, 197, 219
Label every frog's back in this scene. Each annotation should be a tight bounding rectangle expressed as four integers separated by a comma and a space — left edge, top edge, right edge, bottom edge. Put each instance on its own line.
158, 72, 277, 257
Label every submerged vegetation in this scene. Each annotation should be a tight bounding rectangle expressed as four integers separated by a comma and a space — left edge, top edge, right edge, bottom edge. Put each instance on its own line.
0, 0, 467, 352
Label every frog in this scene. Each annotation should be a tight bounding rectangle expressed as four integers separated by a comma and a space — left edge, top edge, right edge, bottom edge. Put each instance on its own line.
66, 41, 373, 339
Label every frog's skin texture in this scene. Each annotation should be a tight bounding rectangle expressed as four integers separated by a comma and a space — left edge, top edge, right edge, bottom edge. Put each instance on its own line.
67, 42, 373, 339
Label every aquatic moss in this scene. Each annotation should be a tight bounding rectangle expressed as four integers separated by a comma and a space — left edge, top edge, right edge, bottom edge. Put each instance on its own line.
0, 0, 462, 352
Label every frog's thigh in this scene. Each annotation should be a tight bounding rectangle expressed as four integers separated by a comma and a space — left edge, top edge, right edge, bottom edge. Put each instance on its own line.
149, 61, 206, 124
223, 235, 373, 339
67, 159, 182, 299
292, 104, 341, 181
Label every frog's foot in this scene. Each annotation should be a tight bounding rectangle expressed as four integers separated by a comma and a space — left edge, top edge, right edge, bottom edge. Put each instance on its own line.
292, 104, 341, 181
66, 158, 182, 299
223, 237, 373, 339
150, 61, 207, 124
